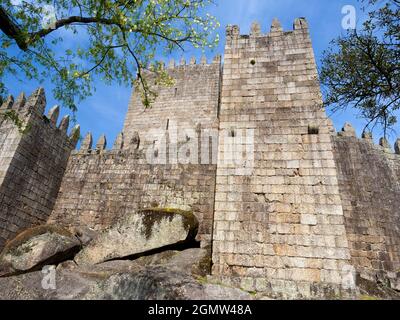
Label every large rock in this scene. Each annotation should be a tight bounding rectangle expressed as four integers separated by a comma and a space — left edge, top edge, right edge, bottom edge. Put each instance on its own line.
83, 266, 253, 300
75, 208, 199, 265
0, 266, 98, 300
69, 226, 99, 246
0, 225, 81, 277
134, 248, 211, 277
0, 264, 253, 300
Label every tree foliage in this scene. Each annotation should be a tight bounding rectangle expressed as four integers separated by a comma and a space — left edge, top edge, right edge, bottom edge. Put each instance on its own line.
320, 0, 399, 136
0, 0, 220, 110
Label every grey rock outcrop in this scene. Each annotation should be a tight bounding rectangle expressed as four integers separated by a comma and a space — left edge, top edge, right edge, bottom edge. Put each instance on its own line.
70, 226, 98, 246
0, 263, 253, 300
83, 266, 252, 300
75, 208, 199, 265
133, 248, 211, 277
0, 225, 81, 277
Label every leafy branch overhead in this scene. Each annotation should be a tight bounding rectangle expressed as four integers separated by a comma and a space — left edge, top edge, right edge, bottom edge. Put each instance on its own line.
0, 0, 220, 110
320, 0, 399, 136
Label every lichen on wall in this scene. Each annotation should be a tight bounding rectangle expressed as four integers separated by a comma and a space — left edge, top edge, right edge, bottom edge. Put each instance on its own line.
333, 134, 400, 288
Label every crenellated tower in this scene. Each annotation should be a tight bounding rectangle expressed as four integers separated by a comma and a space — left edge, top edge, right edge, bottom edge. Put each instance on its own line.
211, 19, 355, 298
123, 55, 222, 153
0, 88, 79, 246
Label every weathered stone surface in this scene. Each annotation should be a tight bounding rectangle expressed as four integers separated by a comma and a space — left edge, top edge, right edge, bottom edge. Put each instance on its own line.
357, 274, 400, 300
58, 115, 70, 133
379, 137, 391, 150
113, 132, 124, 150
0, 226, 80, 276
57, 259, 145, 279
83, 266, 252, 300
333, 136, 400, 289
212, 19, 353, 299
69, 124, 80, 147
250, 22, 261, 36
1, 95, 14, 109
133, 248, 211, 277
270, 18, 283, 33
47, 105, 60, 126
362, 131, 373, 141
339, 123, 356, 137
390, 277, 400, 292
80, 132, 93, 150
0, 264, 253, 300
70, 226, 98, 246
0, 88, 77, 248
0, 265, 100, 300
14, 92, 26, 109
395, 139, 400, 154
96, 134, 107, 151
75, 209, 199, 265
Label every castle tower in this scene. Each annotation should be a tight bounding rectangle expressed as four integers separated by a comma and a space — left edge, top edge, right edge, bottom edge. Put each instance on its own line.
49, 58, 224, 248
0, 89, 78, 246
211, 19, 354, 298
122, 57, 222, 154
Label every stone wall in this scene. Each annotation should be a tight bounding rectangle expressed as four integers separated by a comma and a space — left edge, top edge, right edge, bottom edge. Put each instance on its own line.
211, 19, 354, 299
333, 130, 400, 289
49, 59, 222, 248
0, 89, 79, 247
123, 57, 221, 151
48, 142, 217, 248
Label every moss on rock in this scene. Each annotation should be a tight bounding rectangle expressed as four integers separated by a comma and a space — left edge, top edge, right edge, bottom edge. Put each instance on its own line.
139, 208, 199, 240
1, 225, 74, 259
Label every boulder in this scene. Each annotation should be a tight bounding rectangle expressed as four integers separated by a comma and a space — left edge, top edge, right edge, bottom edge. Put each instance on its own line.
83, 266, 253, 300
70, 226, 99, 246
133, 248, 211, 277
0, 266, 98, 300
75, 208, 199, 265
0, 225, 81, 277
0, 264, 253, 300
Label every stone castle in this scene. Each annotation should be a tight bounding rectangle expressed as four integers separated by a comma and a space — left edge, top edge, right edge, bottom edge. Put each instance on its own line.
0, 18, 399, 299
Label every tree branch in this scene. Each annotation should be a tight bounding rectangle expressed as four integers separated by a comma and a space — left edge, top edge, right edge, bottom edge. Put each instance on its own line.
0, 6, 28, 50
31, 16, 119, 39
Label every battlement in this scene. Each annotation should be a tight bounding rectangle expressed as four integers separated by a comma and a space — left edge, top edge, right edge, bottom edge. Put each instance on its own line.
166, 55, 222, 69
0, 88, 79, 246
337, 122, 400, 156
75, 132, 126, 154
0, 88, 80, 147
226, 18, 309, 40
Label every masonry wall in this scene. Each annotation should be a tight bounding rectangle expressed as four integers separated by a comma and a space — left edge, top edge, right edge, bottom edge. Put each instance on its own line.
0, 89, 78, 247
49, 59, 222, 248
211, 19, 354, 299
48, 147, 217, 247
123, 58, 221, 150
333, 134, 400, 288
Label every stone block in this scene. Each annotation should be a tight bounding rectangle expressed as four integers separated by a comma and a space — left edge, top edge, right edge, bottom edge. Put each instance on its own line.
300, 214, 317, 226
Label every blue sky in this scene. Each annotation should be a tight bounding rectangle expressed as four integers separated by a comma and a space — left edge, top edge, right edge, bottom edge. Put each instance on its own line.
5, 0, 398, 147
